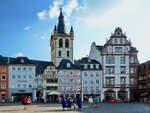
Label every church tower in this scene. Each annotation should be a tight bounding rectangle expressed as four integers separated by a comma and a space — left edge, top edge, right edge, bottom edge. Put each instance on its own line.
50, 8, 74, 67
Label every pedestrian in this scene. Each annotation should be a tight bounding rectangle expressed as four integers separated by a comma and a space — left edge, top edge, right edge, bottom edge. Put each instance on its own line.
94, 96, 99, 108
23, 96, 27, 110
88, 96, 93, 107
61, 96, 66, 111
77, 97, 82, 111
27, 96, 32, 110
72, 97, 77, 109
66, 97, 72, 111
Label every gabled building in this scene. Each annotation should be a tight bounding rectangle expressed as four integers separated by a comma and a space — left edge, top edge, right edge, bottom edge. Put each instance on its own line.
9, 57, 36, 102
89, 27, 139, 102
43, 64, 58, 103
50, 8, 74, 67
75, 57, 102, 101
57, 59, 81, 98
137, 61, 150, 102
0, 56, 9, 102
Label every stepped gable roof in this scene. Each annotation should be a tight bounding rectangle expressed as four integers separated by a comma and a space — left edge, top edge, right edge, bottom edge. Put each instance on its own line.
9, 57, 34, 65
58, 59, 80, 70
75, 57, 102, 70
32, 60, 54, 75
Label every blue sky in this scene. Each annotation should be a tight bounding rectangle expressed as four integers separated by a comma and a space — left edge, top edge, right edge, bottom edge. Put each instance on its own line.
0, 0, 150, 63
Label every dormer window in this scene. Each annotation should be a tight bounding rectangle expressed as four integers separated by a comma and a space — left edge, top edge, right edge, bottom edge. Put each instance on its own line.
90, 64, 93, 69
96, 64, 99, 69
88, 59, 91, 62
120, 39, 123, 44
84, 64, 88, 69
21, 59, 24, 63
114, 39, 118, 44
66, 63, 70, 68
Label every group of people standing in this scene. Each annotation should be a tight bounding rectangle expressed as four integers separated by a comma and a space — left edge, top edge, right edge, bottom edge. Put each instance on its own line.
22, 96, 32, 110
61, 96, 82, 111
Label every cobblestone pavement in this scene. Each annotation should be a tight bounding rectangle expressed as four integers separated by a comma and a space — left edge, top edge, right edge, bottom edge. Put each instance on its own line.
0, 103, 150, 113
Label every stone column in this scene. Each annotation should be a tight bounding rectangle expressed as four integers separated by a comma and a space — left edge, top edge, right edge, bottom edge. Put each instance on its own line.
33, 89, 37, 102
101, 91, 104, 102
128, 91, 130, 101
42, 89, 46, 103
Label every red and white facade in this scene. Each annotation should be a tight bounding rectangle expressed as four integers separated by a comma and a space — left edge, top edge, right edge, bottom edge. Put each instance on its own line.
89, 27, 139, 102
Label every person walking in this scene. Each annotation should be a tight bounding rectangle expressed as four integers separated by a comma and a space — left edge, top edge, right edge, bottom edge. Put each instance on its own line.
27, 96, 32, 110
61, 97, 66, 111
23, 96, 27, 110
66, 97, 72, 111
77, 97, 82, 111
88, 96, 93, 107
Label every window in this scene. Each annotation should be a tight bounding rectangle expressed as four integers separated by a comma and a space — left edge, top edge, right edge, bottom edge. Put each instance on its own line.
18, 84, 21, 88
106, 77, 115, 85
59, 51, 61, 57
18, 67, 21, 71
59, 39, 63, 48
96, 86, 99, 91
120, 39, 123, 44
130, 78, 134, 84
58, 86, 62, 91
130, 56, 134, 63
2, 67, 6, 72
105, 66, 115, 74
23, 84, 27, 88
1, 75, 6, 80
85, 86, 88, 91
65, 39, 69, 48
96, 80, 99, 83
115, 47, 123, 53
120, 57, 125, 64
96, 72, 99, 76
63, 86, 66, 91
114, 39, 118, 44
108, 46, 112, 52
77, 79, 80, 83
84, 64, 88, 69
29, 75, 32, 79
84, 72, 87, 76
70, 86, 74, 91
96, 64, 99, 69
90, 74, 94, 77
12, 75, 15, 79
70, 78, 74, 83
67, 51, 69, 57
120, 66, 126, 74
18, 75, 21, 79
23, 67, 27, 71
66, 63, 70, 68
63, 78, 67, 83
63, 71, 67, 75
12, 67, 15, 70
23, 75, 26, 79
120, 77, 126, 85
90, 64, 93, 69
70, 71, 73, 75
90, 81, 93, 84
105, 57, 115, 64
58, 79, 62, 83
148, 74, 150, 78
130, 67, 134, 74
85, 80, 88, 84
29, 67, 32, 71
1, 82, 6, 89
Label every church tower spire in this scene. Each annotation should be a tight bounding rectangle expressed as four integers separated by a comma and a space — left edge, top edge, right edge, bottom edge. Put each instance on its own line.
58, 7, 65, 34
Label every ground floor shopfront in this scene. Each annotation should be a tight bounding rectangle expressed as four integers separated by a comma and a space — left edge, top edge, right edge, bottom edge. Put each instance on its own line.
9, 88, 34, 102
0, 91, 8, 102
101, 88, 130, 102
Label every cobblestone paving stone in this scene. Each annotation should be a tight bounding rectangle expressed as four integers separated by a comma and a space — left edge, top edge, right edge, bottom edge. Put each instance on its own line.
0, 103, 150, 113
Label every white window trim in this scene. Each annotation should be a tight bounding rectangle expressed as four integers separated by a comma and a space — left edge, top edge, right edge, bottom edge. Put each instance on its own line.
1, 82, 6, 89
1, 74, 6, 80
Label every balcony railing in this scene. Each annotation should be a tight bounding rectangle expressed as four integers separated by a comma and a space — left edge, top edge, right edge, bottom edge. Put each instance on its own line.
103, 84, 134, 88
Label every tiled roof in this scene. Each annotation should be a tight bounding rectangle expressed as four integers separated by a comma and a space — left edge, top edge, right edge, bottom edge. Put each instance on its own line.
31, 60, 54, 75
9, 57, 34, 65
58, 59, 80, 70
129, 47, 138, 52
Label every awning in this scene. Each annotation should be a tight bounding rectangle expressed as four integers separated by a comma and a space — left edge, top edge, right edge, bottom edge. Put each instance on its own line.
47, 91, 60, 95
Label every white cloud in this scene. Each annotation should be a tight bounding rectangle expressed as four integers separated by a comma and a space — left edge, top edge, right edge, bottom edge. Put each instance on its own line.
37, 10, 47, 20
16, 52, 24, 57
41, 36, 46, 40
24, 26, 31, 30
48, 0, 63, 18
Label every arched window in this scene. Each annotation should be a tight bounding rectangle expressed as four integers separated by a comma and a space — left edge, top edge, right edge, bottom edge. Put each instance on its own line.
59, 39, 63, 48
59, 51, 61, 57
65, 39, 69, 48
67, 51, 69, 57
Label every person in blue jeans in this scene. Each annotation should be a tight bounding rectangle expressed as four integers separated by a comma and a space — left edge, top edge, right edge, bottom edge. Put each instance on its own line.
61, 97, 66, 111
66, 97, 72, 110
77, 97, 82, 111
